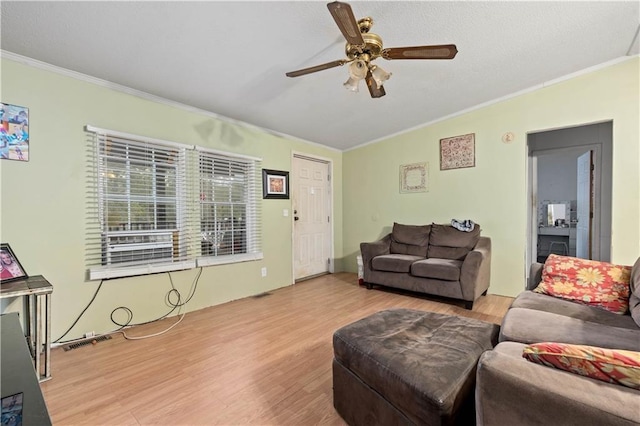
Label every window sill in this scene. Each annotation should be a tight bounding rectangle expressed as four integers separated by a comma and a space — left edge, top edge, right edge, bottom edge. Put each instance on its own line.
89, 260, 196, 280
88, 253, 264, 280
196, 252, 264, 268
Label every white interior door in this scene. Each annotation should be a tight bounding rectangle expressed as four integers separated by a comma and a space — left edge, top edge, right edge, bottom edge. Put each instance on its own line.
292, 156, 331, 280
576, 150, 593, 259
528, 153, 538, 268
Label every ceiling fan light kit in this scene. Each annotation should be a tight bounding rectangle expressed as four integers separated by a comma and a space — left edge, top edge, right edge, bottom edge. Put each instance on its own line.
369, 65, 392, 89
343, 76, 361, 92
343, 59, 368, 92
285, 1, 458, 98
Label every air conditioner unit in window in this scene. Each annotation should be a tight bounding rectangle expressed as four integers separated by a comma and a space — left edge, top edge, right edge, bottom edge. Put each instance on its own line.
104, 231, 174, 265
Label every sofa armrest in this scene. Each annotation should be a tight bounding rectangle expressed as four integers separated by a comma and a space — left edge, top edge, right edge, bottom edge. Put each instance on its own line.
460, 236, 491, 301
527, 262, 544, 291
360, 234, 391, 280
476, 342, 640, 426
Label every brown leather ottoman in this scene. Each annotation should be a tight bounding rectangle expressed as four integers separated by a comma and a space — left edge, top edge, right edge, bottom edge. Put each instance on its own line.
333, 309, 499, 426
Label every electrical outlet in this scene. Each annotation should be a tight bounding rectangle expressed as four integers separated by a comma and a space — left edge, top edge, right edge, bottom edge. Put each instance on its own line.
84, 331, 95, 338
261, 267, 267, 277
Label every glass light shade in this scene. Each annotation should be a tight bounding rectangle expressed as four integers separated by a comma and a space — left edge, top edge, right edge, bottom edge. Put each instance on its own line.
370, 65, 392, 88
348, 59, 368, 79
343, 76, 360, 92
344, 59, 367, 92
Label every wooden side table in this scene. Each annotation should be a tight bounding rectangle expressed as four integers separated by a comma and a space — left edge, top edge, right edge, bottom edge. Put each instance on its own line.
0, 275, 53, 382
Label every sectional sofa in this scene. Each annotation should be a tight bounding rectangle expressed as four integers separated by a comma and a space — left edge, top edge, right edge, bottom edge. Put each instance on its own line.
476, 256, 640, 425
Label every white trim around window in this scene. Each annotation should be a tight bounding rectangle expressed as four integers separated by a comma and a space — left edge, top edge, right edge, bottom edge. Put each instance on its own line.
86, 125, 263, 280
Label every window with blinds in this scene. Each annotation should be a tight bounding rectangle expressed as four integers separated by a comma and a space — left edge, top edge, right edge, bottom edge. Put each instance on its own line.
86, 126, 262, 280
196, 147, 262, 267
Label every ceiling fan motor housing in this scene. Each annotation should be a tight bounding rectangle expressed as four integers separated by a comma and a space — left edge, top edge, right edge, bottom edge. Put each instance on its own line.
345, 32, 383, 61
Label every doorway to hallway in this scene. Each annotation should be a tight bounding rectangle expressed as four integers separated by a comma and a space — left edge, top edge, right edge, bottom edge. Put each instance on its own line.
526, 121, 612, 269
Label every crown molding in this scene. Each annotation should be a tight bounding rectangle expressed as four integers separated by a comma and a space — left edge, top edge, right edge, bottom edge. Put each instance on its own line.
345, 55, 638, 152
0, 50, 341, 153
2, 50, 635, 154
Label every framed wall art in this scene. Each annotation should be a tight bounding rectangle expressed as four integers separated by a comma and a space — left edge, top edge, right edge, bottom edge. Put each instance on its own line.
0, 243, 28, 284
400, 162, 428, 193
262, 169, 289, 199
0, 102, 29, 162
440, 133, 475, 170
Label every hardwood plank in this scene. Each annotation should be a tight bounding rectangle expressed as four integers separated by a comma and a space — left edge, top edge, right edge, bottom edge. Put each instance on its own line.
40, 273, 513, 425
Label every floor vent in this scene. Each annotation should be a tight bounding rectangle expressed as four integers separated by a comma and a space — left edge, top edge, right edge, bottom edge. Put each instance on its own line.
63, 335, 112, 351
253, 292, 272, 298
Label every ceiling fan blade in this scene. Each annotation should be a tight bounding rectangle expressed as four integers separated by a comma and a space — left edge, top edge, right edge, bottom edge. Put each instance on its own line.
285, 59, 348, 78
366, 71, 386, 98
382, 44, 458, 60
327, 1, 365, 47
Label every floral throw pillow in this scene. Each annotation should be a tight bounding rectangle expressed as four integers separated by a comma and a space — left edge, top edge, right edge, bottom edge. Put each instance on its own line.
533, 254, 632, 314
523, 342, 640, 390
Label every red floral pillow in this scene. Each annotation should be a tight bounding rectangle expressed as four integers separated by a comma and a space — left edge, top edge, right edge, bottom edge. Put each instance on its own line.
523, 342, 640, 390
534, 254, 632, 314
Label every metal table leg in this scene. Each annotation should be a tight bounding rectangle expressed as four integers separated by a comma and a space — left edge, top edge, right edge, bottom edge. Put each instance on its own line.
43, 293, 52, 381
35, 293, 43, 381
26, 294, 35, 359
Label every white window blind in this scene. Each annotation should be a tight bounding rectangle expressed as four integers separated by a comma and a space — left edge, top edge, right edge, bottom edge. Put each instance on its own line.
196, 147, 262, 267
86, 126, 262, 280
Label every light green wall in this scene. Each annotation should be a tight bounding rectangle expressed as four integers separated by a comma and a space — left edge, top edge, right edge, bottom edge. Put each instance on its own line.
343, 57, 640, 297
2, 56, 638, 339
0, 58, 343, 340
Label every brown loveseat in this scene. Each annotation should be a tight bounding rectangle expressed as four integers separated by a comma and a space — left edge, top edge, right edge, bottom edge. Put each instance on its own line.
476, 256, 640, 425
360, 222, 491, 309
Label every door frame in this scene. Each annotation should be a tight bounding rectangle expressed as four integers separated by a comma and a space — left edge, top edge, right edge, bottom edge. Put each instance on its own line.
526, 143, 602, 275
576, 150, 594, 259
291, 151, 334, 282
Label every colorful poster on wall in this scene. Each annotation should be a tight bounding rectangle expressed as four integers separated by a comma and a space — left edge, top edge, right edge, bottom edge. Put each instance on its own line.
0, 102, 29, 161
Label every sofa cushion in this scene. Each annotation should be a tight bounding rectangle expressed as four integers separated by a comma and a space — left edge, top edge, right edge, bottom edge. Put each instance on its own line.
510, 291, 639, 330
522, 342, 640, 390
533, 254, 632, 314
372, 254, 424, 273
390, 223, 430, 257
499, 307, 640, 351
629, 257, 640, 327
411, 258, 462, 281
427, 224, 480, 260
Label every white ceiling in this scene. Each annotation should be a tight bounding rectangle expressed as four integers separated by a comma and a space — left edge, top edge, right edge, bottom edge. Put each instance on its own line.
1, 1, 638, 151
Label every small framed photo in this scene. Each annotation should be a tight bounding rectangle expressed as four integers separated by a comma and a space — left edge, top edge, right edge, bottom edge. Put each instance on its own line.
1, 102, 29, 162
262, 169, 289, 199
0, 243, 28, 284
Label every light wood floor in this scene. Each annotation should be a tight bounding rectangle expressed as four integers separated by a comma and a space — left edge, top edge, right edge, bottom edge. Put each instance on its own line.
40, 273, 514, 425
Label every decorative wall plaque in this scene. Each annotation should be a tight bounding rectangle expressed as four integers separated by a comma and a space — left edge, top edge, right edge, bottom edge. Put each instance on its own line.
400, 162, 428, 193
440, 133, 475, 170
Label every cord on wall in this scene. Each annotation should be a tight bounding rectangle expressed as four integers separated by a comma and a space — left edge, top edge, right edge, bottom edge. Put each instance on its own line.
113, 311, 186, 340
53, 280, 105, 344
53, 267, 203, 344
109, 267, 203, 340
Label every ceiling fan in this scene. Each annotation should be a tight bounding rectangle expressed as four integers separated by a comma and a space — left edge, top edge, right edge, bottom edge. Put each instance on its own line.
285, 1, 458, 98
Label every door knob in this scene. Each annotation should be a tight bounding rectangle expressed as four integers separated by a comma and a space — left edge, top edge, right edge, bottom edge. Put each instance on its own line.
294, 216, 299, 221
